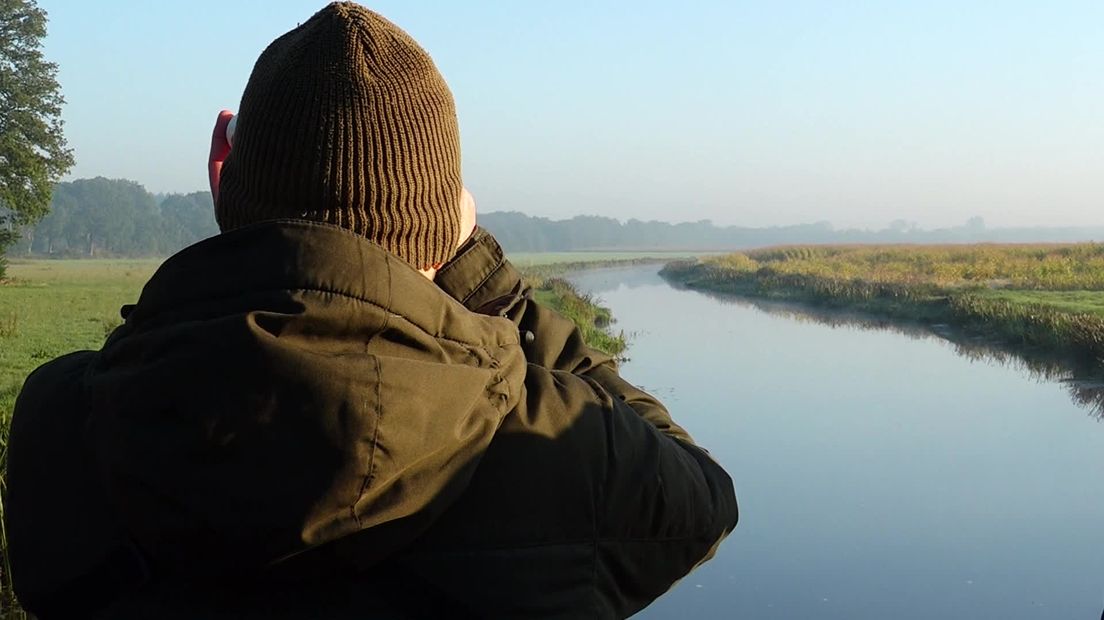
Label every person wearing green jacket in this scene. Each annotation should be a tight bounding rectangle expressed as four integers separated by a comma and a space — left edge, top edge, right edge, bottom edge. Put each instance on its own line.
5, 3, 737, 618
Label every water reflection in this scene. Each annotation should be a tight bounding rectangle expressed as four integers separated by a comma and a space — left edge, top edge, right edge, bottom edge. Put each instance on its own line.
675, 286, 1104, 421
568, 265, 1104, 619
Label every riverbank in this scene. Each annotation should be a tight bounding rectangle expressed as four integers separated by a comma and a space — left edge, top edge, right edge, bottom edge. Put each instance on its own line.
529, 277, 625, 357
518, 260, 659, 360
661, 244, 1104, 366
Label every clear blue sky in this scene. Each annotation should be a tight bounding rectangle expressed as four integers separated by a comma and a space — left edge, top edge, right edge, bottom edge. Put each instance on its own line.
37, 1, 1103, 228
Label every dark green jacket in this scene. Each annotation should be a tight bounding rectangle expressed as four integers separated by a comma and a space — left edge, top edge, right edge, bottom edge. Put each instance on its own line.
7, 221, 737, 619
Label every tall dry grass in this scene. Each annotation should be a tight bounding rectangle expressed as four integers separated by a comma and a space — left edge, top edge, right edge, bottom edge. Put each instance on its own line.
662, 243, 1104, 363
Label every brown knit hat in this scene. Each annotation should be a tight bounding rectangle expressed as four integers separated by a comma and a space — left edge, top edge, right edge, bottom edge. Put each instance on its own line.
216, 2, 462, 268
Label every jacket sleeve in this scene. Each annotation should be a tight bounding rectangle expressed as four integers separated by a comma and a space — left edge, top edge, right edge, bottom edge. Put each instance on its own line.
434, 228, 738, 614
434, 227, 693, 444
6, 352, 147, 618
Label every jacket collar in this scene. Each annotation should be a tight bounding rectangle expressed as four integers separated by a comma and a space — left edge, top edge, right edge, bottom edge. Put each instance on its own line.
128, 219, 518, 348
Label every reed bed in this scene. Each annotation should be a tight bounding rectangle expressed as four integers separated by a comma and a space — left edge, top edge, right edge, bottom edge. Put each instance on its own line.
661, 243, 1104, 364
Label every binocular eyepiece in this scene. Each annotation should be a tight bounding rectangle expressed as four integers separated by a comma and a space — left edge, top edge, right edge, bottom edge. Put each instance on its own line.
225, 114, 238, 148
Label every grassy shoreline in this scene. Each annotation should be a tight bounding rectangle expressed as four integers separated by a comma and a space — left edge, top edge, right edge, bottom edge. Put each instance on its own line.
529, 277, 625, 358
661, 244, 1104, 367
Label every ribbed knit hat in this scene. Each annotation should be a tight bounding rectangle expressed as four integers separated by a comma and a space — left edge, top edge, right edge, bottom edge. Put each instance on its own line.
216, 2, 462, 269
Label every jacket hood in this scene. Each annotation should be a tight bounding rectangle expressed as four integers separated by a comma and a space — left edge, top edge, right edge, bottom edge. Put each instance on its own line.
86, 220, 525, 576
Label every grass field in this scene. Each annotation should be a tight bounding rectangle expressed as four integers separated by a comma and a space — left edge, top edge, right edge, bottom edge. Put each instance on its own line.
0, 253, 637, 616
971, 289, 1104, 315
661, 243, 1104, 365
0, 260, 161, 423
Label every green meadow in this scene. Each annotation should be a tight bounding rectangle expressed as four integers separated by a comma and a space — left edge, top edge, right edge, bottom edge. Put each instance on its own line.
0, 260, 161, 419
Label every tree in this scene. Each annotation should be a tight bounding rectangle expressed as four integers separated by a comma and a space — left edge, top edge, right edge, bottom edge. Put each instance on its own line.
0, 0, 73, 276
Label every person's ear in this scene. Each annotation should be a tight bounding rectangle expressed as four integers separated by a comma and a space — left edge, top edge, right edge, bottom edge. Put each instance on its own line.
422, 188, 474, 280
457, 187, 477, 248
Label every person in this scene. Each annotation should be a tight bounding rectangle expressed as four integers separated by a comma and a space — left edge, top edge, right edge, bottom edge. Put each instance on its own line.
5, 3, 737, 618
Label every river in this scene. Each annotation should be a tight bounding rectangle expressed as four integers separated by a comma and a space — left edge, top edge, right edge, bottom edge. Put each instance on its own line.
568, 265, 1104, 619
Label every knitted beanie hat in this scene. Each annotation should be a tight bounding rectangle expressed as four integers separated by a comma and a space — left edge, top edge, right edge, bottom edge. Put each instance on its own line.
216, 2, 462, 268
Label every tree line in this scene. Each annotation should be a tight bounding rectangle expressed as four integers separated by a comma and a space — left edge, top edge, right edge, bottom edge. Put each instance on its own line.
483, 212, 1104, 252
11, 177, 1104, 259
484, 212, 845, 252
10, 177, 218, 257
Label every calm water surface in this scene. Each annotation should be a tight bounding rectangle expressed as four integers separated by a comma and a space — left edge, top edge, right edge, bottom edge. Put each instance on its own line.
568, 265, 1104, 619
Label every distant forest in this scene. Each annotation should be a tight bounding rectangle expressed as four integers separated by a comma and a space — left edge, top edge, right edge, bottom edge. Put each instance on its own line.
10, 178, 217, 257
484, 213, 1104, 251
9, 177, 1104, 258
